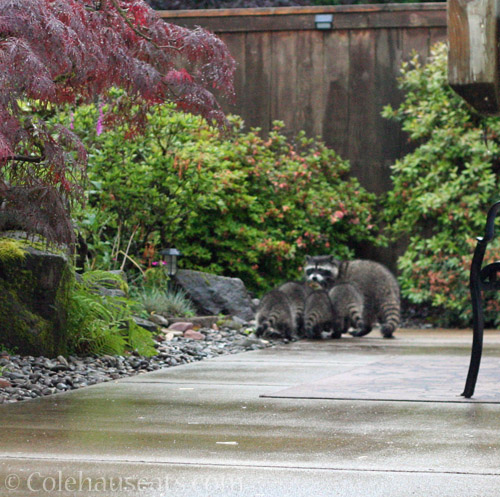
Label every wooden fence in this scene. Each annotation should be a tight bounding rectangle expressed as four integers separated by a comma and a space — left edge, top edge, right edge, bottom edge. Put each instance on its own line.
159, 4, 447, 195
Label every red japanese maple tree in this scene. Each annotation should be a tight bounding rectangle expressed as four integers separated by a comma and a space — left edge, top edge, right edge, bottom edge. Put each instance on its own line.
0, 0, 235, 244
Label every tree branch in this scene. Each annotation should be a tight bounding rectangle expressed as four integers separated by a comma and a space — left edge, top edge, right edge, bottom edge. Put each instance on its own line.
108, 0, 181, 52
5, 155, 43, 163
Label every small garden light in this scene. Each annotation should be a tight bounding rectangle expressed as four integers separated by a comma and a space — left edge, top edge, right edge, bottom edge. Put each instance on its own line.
160, 248, 182, 279
315, 14, 333, 30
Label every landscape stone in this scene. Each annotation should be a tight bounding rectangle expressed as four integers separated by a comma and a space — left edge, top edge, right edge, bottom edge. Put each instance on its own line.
168, 322, 194, 332
170, 316, 219, 328
149, 314, 170, 327
183, 330, 205, 340
0, 378, 12, 388
133, 317, 159, 332
97, 287, 127, 298
174, 269, 254, 321
0, 238, 73, 357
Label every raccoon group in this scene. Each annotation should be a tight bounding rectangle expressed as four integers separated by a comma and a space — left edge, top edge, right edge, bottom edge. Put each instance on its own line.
255, 255, 400, 340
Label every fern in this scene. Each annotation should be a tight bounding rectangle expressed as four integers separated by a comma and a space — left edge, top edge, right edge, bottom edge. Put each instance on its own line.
80, 270, 129, 292
68, 270, 156, 357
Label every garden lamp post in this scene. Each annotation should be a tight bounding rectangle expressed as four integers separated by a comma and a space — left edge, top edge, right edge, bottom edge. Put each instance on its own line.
160, 248, 182, 289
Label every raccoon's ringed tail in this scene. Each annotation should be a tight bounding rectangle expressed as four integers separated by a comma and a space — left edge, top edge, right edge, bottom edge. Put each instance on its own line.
379, 301, 400, 336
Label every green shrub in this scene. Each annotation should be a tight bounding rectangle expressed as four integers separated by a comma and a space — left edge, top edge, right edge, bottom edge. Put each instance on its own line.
57, 93, 380, 292
67, 270, 156, 356
383, 42, 500, 327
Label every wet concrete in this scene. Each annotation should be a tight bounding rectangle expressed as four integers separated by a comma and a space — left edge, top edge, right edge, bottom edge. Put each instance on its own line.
1, 329, 500, 496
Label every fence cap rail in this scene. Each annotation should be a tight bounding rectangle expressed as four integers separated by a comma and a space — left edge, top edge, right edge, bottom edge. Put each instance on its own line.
158, 3, 446, 32
158, 3, 446, 19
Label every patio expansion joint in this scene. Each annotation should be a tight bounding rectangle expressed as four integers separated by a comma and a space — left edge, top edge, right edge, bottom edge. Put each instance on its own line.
2, 455, 500, 477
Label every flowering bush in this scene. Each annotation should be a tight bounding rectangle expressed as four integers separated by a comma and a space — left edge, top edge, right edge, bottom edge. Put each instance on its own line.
383, 43, 500, 327
60, 98, 380, 291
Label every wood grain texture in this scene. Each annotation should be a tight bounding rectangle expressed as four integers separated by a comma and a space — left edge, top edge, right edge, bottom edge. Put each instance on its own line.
162, 10, 446, 33
296, 30, 324, 138
159, 4, 446, 19
322, 30, 350, 157
348, 29, 377, 192
242, 31, 272, 133
448, 0, 500, 114
271, 31, 298, 137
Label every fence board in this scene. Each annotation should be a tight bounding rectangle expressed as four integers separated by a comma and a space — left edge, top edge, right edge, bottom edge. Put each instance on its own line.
374, 28, 402, 172
242, 32, 272, 132
348, 29, 378, 190
271, 31, 298, 134
296, 30, 324, 138
322, 29, 350, 156
220, 33, 246, 113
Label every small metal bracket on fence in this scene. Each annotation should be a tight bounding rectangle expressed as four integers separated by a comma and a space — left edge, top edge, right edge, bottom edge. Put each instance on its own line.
463, 200, 500, 398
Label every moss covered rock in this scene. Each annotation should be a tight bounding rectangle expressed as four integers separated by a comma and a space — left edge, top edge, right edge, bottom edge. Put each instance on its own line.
0, 237, 74, 357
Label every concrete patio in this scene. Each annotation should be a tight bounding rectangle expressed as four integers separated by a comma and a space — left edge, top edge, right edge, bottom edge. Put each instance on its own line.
1, 329, 500, 496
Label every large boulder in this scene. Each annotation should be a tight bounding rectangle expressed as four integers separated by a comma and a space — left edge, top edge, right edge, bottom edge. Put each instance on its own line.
0, 238, 74, 357
174, 269, 254, 321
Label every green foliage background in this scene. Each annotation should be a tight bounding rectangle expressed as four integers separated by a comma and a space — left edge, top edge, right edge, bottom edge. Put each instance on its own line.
59, 97, 380, 292
383, 43, 500, 327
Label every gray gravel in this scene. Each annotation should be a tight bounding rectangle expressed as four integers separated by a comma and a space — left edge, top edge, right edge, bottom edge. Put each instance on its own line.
0, 326, 281, 404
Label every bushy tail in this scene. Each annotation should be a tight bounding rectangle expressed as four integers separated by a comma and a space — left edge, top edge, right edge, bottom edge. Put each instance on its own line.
304, 310, 321, 339
256, 310, 294, 339
348, 302, 364, 330
380, 300, 400, 338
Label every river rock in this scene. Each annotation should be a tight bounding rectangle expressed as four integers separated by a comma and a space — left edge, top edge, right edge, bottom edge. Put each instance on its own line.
170, 316, 219, 328
168, 321, 194, 332
0, 378, 11, 388
183, 330, 205, 340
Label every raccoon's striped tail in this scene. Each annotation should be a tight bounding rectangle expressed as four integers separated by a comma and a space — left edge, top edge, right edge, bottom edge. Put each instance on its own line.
348, 303, 364, 331
304, 313, 320, 339
380, 300, 400, 338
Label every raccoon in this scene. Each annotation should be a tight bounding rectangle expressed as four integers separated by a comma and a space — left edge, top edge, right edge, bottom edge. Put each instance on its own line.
255, 289, 296, 339
278, 281, 314, 337
328, 283, 365, 336
303, 289, 337, 339
304, 255, 340, 289
304, 255, 400, 338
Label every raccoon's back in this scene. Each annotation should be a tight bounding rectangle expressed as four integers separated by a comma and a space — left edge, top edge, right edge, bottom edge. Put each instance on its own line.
341, 260, 399, 303
328, 283, 363, 309
304, 290, 333, 324
255, 290, 295, 329
278, 281, 313, 311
